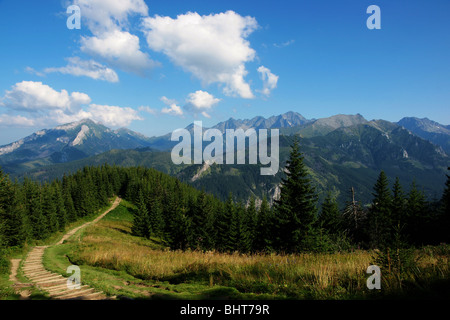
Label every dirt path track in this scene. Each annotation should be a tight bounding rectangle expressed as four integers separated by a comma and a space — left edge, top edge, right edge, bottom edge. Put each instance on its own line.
13, 197, 121, 300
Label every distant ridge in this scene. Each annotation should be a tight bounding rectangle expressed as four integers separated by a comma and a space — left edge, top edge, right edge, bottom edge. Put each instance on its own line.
397, 117, 450, 155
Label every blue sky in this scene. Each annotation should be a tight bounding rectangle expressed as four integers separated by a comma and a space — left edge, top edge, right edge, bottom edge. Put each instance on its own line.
0, 0, 449, 145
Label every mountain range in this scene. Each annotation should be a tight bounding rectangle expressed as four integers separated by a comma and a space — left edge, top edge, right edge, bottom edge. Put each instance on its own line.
0, 112, 449, 206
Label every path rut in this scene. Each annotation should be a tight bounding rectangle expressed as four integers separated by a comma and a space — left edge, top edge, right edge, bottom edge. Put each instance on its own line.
13, 197, 121, 300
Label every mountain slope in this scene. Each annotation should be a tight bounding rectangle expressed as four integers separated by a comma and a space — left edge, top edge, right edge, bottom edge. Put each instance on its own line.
397, 117, 450, 155
15, 119, 449, 207
0, 119, 154, 173
281, 114, 368, 137
212, 111, 310, 132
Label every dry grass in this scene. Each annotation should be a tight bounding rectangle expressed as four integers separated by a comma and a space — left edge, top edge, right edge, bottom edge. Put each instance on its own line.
65, 205, 450, 299
68, 220, 378, 298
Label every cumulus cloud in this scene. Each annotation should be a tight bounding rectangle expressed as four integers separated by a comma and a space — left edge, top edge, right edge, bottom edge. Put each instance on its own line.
72, 0, 157, 76
1, 81, 91, 112
185, 90, 220, 118
87, 104, 143, 127
72, 0, 149, 33
257, 66, 279, 97
80, 30, 158, 76
0, 114, 36, 127
44, 57, 119, 82
160, 96, 183, 116
142, 11, 258, 98
0, 81, 142, 128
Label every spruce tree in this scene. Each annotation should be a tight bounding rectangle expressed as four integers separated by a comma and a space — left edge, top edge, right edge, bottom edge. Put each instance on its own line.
42, 183, 59, 234
217, 193, 238, 252
391, 177, 407, 242
23, 179, 46, 240
318, 191, 342, 235
131, 190, 150, 238
148, 196, 165, 239
0, 172, 27, 247
405, 181, 428, 245
190, 191, 214, 250
245, 196, 258, 251
168, 207, 192, 250
368, 171, 392, 248
236, 201, 252, 253
254, 196, 272, 252
273, 137, 318, 253
53, 182, 67, 231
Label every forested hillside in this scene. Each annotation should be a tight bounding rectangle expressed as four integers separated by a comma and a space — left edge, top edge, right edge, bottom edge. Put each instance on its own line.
3, 139, 448, 257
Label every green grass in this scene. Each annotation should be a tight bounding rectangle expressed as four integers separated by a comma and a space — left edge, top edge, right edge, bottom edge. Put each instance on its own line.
7, 198, 450, 300
0, 198, 118, 300
42, 200, 268, 300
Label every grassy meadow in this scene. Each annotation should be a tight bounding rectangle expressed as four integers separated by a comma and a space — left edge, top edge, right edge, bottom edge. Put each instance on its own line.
39, 200, 450, 300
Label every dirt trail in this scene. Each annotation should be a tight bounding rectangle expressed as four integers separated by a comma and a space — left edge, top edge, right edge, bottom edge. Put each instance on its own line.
57, 197, 121, 245
11, 197, 121, 300
9, 259, 32, 299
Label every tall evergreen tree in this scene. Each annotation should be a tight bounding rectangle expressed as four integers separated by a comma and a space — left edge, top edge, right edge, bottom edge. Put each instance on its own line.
391, 177, 407, 241
190, 191, 214, 250
254, 196, 273, 252
23, 178, 46, 240
318, 191, 342, 235
52, 181, 67, 231
42, 183, 59, 234
236, 201, 252, 253
368, 171, 392, 248
273, 137, 318, 253
216, 193, 238, 252
168, 207, 192, 250
131, 190, 150, 238
0, 172, 27, 247
405, 181, 428, 245
245, 197, 258, 251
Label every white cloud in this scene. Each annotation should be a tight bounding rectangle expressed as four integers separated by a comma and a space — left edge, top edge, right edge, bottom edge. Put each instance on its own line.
44, 57, 119, 82
201, 111, 211, 119
142, 11, 258, 98
0, 81, 142, 128
48, 108, 93, 125
72, 0, 149, 34
186, 90, 220, 111
185, 90, 220, 118
0, 114, 35, 127
81, 30, 157, 76
72, 0, 156, 76
257, 66, 279, 97
1, 81, 91, 112
40, 104, 141, 128
160, 96, 183, 116
274, 39, 295, 48
87, 104, 143, 127
24, 66, 45, 77
138, 105, 157, 115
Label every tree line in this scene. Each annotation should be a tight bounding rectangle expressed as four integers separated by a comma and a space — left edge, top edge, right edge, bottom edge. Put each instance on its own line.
1, 138, 449, 255
129, 138, 450, 253
0, 165, 121, 248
